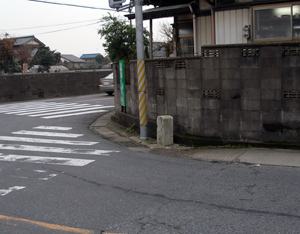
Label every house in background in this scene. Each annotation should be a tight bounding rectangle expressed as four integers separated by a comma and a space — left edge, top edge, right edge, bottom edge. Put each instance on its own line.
13, 35, 45, 64
80, 53, 100, 68
61, 54, 86, 69
127, 0, 300, 57
152, 42, 166, 58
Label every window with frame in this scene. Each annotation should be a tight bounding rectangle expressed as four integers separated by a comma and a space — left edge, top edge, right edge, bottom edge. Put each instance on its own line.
254, 3, 300, 41
178, 22, 194, 56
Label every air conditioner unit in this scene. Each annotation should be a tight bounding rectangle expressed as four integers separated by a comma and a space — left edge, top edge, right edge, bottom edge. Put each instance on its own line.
109, 0, 126, 8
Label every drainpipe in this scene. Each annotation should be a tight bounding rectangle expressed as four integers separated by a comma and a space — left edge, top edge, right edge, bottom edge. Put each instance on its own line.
189, 2, 198, 56
211, 6, 216, 45
150, 18, 153, 59
204, 0, 216, 45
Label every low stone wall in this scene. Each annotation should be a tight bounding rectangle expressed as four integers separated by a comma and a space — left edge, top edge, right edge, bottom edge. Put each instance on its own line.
114, 42, 300, 145
0, 71, 111, 102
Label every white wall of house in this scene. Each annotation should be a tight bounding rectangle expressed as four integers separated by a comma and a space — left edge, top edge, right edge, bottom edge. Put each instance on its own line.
215, 8, 250, 44
196, 15, 212, 50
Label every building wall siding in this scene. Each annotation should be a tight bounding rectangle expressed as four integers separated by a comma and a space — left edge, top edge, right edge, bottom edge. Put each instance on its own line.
215, 9, 250, 44
197, 15, 212, 51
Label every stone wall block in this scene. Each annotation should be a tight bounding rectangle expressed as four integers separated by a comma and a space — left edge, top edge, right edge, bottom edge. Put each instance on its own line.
202, 58, 220, 68
260, 46, 282, 58
202, 68, 220, 79
259, 57, 282, 68
240, 57, 260, 68
241, 121, 261, 131
221, 89, 240, 100
202, 99, 221, 110
241, 110, 261, 122
165, 68, 175, 79
241, 89, 261, 100
175, 69, 186, 79
222, 109, 240, 120
188, 98, 202, 110
261, 78, 281, 90
222, 79, 240, 90
261, 100, 282, 111
261, 89, 281, 100
220, 68, 240, 79
221, 100, 241, 110
220, 58, 240, 68
218, 47, 241, 58
202, 79, 220, 90
240, 131, 261, 141
282, 56, 300, 68
241, 100, 261, 111
222, 119, 240, 131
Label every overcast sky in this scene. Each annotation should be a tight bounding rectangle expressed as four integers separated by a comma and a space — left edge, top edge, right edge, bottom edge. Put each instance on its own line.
1, 0, 172, 58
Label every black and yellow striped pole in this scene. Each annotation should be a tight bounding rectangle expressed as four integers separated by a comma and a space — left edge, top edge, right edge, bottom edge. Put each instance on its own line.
135, 0, 148, 142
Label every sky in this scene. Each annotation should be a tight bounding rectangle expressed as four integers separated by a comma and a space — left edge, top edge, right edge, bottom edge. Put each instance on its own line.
0, 0, 172, 58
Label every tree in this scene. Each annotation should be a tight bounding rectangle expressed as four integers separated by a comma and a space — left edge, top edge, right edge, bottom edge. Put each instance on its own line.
98, 14, 149, 64
95, 54, 104, 65
14, 46, 32, 66
0, 38, 16, 73
30, 45, 61, 72
156, 21, 174, 57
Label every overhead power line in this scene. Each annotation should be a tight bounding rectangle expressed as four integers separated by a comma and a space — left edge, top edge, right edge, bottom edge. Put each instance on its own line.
0, 19, 100, 31
27, 0, 127, 12
28, 22, 99, 36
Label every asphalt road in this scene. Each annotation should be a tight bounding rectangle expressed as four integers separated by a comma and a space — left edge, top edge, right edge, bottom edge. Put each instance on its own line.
0, 94, 300, 234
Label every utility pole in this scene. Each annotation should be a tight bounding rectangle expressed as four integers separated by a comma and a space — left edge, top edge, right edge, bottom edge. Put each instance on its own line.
109, 0, 148, 142
135, 0, 148, 142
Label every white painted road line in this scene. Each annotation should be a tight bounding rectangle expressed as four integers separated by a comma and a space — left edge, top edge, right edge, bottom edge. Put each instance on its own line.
0, 154, 95, 166
0, 186, 26, 196
42, 109, 108, 119
0, 144, 119, 156
33, 126, 73, 131
11, 104, 92, 115
0, 136, 98, 146
29, 106, 112, 117
12, 131, 83, 138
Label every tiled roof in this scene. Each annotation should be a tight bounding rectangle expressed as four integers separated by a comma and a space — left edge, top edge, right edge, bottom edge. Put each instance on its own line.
61, 54, 86, 63
13, 35, 45, 47
80, 53, 100, 59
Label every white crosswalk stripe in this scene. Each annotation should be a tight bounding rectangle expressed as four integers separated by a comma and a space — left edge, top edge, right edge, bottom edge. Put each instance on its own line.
0, 125, 119, 196
0, 125, 119, 166
0, 136, 98, 145
0, 101, 113, 119
0, 144, 117, 156
0, 154, 95, 166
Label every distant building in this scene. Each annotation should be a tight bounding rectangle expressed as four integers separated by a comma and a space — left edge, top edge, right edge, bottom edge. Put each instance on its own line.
61, 54, 86, 69
13, 35, 45, 63
80, 53, 100, 67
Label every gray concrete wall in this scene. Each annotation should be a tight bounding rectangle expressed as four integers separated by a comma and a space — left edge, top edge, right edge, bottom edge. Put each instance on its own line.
113, 42, 300, 144
0, 71, 111, 102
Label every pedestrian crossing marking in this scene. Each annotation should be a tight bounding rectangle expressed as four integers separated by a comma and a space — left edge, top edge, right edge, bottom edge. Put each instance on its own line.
6, 103, 91, 115
33, 126, 73, 131
42, 109, 107, 119
0, 154, 95, 166
0, 186, 26, 196
29, 106, 110, 117
0, 124, 117, 197
0, 144, 118, 156
0, 136, 98, 146
0, 101, 113, 119
12, 130, 83, 138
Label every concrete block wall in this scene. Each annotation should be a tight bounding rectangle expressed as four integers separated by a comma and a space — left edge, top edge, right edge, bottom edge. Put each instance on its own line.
114, 42, 300, 144
0, 71, 112, 102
